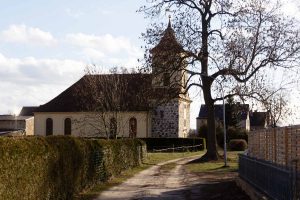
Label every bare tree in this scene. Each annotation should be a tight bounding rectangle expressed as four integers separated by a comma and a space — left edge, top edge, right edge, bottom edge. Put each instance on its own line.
261, 89, 291, 128
139, 0, 300, 160
74, 66, 149, 139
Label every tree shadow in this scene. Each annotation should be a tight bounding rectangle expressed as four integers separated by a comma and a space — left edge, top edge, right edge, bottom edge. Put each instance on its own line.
96, 179, 250, 200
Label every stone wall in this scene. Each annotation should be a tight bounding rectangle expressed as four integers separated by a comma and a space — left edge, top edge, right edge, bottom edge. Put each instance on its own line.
178, 100, 190, 138
151, 100, 179, 138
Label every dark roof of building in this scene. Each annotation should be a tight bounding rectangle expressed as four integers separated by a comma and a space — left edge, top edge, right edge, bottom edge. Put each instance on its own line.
197, 104, 249, 121
250, 112, 267, 127
0, 115, 32, 120
36, 74, 154, 112
150, 20, 183, 54
19, 106, 38, 116
36, 73, 183, 113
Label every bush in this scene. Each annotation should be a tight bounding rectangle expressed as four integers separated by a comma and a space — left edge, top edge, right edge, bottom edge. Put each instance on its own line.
199, 124, 248, 149
229, 139, 247, 151
141, 138, 205, 151
0, 136, 146, 200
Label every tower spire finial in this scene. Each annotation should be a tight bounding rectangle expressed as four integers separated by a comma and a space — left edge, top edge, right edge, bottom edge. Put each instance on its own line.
168, 15, 171, 28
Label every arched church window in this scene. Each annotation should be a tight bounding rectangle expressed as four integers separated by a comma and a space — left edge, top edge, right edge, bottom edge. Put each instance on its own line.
110, 118, 117, 139
163, 73, 170, 86
129, 117, 137, 138
64, 118, 71, 135
46, 118, 53, 136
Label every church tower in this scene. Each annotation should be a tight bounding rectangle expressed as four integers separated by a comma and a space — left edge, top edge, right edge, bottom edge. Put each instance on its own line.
150, 19, 191, 138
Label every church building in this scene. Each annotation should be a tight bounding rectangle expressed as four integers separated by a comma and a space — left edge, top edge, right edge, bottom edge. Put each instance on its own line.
34, 21, 192, 138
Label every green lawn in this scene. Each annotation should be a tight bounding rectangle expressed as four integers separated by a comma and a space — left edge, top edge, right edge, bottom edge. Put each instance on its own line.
76, 151, 204, 200
186, 151, 242, 173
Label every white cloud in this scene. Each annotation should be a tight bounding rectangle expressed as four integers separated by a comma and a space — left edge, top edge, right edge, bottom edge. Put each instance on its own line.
1, 24, 57, 46
66, 33, 141, 55
82, 48, 106, 60
0, 53, 86, 114
278, 0, 300, 20
0, 53, 84, 84
65, 32, 143, 68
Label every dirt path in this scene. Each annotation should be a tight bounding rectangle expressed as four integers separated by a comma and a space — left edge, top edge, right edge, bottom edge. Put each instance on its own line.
95, 156, 250, 200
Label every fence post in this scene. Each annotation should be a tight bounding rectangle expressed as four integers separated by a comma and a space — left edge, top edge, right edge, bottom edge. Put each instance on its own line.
285, 128, 288, 166
274, 128, 277, 163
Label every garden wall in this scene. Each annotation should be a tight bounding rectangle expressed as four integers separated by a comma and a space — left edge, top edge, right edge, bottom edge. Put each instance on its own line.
248, 125, 300, 169
0, 136, 146, 200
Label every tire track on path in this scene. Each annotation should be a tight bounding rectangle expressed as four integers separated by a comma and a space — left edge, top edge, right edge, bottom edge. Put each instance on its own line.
95, 156, 199, 200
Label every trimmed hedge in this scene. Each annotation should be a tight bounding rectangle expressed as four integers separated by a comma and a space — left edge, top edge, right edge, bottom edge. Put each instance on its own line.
0, 136, 146, 200
141, 138, 205, 152
229, 139, 248, 151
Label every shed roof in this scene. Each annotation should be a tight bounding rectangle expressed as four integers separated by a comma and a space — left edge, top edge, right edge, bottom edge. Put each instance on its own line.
0, 115, 32, 121
19, 106, 38, 116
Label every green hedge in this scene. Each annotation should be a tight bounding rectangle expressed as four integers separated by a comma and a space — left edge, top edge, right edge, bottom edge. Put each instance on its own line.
0, 136, 146, 200
141, 138, 205, 152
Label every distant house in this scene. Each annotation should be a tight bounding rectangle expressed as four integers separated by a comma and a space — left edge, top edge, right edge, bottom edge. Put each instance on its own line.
19, 106, 38, 116
250, 111, 269, 130
0, 115, 34, 136
196, 104, 250, 133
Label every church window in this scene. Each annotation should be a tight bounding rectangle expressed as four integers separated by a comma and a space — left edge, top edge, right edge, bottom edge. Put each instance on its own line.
110, 118, 117, 139
163, 73, 170, 86
46, 118, 53, 136
129, 117, 137, 138
64, 118, 71, 135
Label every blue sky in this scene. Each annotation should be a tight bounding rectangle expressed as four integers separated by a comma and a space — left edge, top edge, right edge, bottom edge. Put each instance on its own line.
0, 1, 299, 128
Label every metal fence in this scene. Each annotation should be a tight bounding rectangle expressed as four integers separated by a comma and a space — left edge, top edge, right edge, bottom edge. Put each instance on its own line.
152, 144, 203, 152
239, 154, 296, 200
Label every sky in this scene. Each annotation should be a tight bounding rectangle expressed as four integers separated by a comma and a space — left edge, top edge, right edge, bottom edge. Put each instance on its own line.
0, 1, 299, 128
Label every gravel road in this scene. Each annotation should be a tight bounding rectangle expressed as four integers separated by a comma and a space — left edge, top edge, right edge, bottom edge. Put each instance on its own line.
95, 156, 250, 200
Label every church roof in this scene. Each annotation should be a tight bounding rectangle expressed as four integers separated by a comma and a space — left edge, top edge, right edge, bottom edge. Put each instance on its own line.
197, 104, 249, 121
36, 74, 152, 113
36, 73, 184, 113
150, 20, 183, 54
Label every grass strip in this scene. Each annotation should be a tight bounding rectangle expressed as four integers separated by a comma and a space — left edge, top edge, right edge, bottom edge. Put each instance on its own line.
186, 151, 242, 174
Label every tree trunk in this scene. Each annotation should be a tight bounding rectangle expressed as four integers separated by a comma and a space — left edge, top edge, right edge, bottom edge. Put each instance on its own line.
200, 15, 219, 161
202, 84, 219, 161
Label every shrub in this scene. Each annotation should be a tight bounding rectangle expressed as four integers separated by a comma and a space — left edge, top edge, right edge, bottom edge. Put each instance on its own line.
198, 123, 248, 149
229, 139, 248, 151
0, 136, 145, 200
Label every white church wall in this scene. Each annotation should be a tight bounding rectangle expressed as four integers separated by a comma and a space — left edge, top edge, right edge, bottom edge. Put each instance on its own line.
34, 112, 149, 138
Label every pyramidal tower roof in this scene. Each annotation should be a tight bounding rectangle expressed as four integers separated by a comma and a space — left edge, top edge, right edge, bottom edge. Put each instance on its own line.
150, 18, 183, 54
